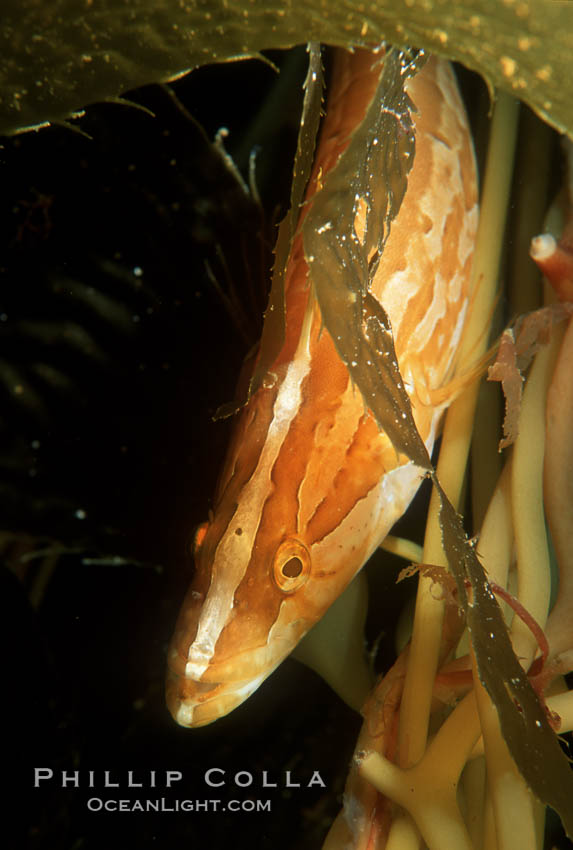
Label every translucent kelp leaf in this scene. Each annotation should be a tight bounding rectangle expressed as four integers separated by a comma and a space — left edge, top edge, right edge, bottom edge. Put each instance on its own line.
249, 43, 323, 398
1, 1, 572, 137
435, 478, 573, 838
303, 48, 431, 469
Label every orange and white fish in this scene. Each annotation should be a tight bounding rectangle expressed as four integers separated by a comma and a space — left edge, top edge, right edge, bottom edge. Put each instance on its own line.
166, 48, 478, 727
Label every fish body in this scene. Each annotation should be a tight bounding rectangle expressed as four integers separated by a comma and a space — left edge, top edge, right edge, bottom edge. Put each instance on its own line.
167, 50, 478, 727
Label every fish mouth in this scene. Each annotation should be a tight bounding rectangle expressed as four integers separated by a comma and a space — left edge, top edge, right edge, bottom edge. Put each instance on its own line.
166, 667, 275, 727
166, 608, 313, 726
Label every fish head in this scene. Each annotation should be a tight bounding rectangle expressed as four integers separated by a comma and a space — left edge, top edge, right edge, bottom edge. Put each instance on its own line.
166, 325, 424, 727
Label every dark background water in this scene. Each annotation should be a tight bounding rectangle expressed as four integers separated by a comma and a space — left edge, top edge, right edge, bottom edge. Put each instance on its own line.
1, 47, 365, 850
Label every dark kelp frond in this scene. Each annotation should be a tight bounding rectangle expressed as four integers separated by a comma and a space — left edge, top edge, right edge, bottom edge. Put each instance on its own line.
249, 43, 324, 399
304, 48, 431, 467
436, 480, 573, 838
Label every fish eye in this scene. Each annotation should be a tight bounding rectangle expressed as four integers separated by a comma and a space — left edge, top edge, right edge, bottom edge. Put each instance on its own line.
272, 538, 311, 592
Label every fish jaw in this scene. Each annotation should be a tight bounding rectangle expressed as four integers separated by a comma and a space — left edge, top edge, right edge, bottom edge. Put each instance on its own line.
166, 662, 283, 728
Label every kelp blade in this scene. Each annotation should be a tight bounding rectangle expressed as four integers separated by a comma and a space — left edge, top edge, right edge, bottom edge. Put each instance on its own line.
0, 1, 572, 137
